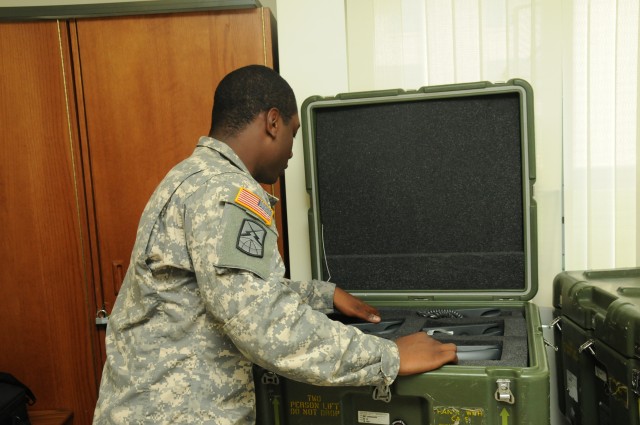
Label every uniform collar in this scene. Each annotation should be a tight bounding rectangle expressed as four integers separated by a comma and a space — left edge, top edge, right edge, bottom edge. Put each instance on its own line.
196, 136, 280, 207
196, 136, 251, 175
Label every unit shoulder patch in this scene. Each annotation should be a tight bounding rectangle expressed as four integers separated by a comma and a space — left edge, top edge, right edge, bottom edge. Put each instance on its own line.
234, 187, 273, 226
236, 219, 267, 258
215, 203, 277, 280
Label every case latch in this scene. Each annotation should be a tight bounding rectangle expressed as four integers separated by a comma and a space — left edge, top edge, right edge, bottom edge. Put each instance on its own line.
541, 316, 562, 331
495, 379, 515, 404
578, 339, 596, 356
372, 383, 392, 403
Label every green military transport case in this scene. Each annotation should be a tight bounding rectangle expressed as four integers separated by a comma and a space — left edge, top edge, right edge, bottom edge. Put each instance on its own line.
255, 80, 550, 425
553, 267, 640, 425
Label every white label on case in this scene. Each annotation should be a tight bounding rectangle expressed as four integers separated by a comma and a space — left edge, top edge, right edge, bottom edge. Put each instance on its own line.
358, 411, 390, 424
595, 365, 607, 382
567, 370, 578, 402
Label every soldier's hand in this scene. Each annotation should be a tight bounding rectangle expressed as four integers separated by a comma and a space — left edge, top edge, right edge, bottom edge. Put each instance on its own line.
333, 287, 381, 323
395, 332, 458, 375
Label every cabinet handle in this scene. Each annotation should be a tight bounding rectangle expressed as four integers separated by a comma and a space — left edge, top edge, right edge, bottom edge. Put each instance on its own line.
112, 261, 124, 295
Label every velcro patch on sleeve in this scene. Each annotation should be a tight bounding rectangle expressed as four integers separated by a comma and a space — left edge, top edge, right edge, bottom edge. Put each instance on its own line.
216, 203, 276, 280
234, 187, 273, 226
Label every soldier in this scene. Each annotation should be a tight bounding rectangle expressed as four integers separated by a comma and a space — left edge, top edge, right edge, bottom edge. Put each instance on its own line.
93, 64, 457, 425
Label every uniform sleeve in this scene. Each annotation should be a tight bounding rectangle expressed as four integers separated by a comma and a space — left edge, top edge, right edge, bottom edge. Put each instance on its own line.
184, 178, 400, 387
280, 277, 336, 313
214, 269, 398, 386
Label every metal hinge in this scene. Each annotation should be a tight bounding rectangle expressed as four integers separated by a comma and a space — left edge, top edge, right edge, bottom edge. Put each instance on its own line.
495, 379, 515, 404
632, 370, 640, 396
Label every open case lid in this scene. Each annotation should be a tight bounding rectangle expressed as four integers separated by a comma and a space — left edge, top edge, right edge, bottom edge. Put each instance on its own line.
301, 79, 537, 301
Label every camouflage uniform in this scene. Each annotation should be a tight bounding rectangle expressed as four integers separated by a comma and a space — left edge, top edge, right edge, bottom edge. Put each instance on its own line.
93, 137, 400, 425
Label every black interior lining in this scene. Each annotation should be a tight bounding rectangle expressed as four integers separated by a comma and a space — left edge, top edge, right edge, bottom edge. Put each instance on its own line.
312, 92, 526, 292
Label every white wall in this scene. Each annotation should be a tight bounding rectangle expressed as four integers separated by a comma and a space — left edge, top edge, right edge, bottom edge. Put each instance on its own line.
276, 0, 350, 283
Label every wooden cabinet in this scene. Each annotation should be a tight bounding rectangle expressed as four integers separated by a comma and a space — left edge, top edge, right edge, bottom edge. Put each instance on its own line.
71, 8, 286, 364
0, 8, 282, 424
0, 19, 98, 424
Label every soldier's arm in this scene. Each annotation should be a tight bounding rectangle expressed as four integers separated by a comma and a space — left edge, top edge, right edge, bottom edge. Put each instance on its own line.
185, 179, 400, 386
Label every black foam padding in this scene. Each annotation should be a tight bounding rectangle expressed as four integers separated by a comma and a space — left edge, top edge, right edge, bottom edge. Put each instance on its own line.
313, 92, 525, 291
331, 307, 529, 367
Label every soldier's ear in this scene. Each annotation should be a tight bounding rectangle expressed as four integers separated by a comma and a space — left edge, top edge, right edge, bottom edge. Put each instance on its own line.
266, 108, 280, 139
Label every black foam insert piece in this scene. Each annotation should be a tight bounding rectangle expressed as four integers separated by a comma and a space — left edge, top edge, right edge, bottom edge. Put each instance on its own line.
313, 92, 525, 292
331, 307, 529, 367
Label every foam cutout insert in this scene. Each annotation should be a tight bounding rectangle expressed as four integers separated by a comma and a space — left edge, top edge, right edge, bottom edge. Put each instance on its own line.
330, 306, 528, 367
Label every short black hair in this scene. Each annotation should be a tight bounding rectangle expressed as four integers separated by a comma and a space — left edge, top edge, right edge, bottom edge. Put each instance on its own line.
209, 65, 297, 137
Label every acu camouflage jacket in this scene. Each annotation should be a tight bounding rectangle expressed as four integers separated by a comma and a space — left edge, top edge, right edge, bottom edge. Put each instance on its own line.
92, 137, 399, 425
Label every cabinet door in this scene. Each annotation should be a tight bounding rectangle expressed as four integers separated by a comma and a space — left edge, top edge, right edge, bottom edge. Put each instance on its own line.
0, 21, 99, 424
71, 9, 285, 348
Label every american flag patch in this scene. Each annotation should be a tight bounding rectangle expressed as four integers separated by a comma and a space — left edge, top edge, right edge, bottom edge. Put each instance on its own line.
234, 187, 273, 226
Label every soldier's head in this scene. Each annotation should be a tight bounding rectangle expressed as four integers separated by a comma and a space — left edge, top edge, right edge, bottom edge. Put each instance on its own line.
209, 65, 297, 139
209, 65, 300, 184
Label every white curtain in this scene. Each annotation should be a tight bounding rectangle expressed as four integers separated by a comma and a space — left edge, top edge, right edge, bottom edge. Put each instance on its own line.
562, 0, 638, 269
345, 0, 639, 272
346, 0, 536, 90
